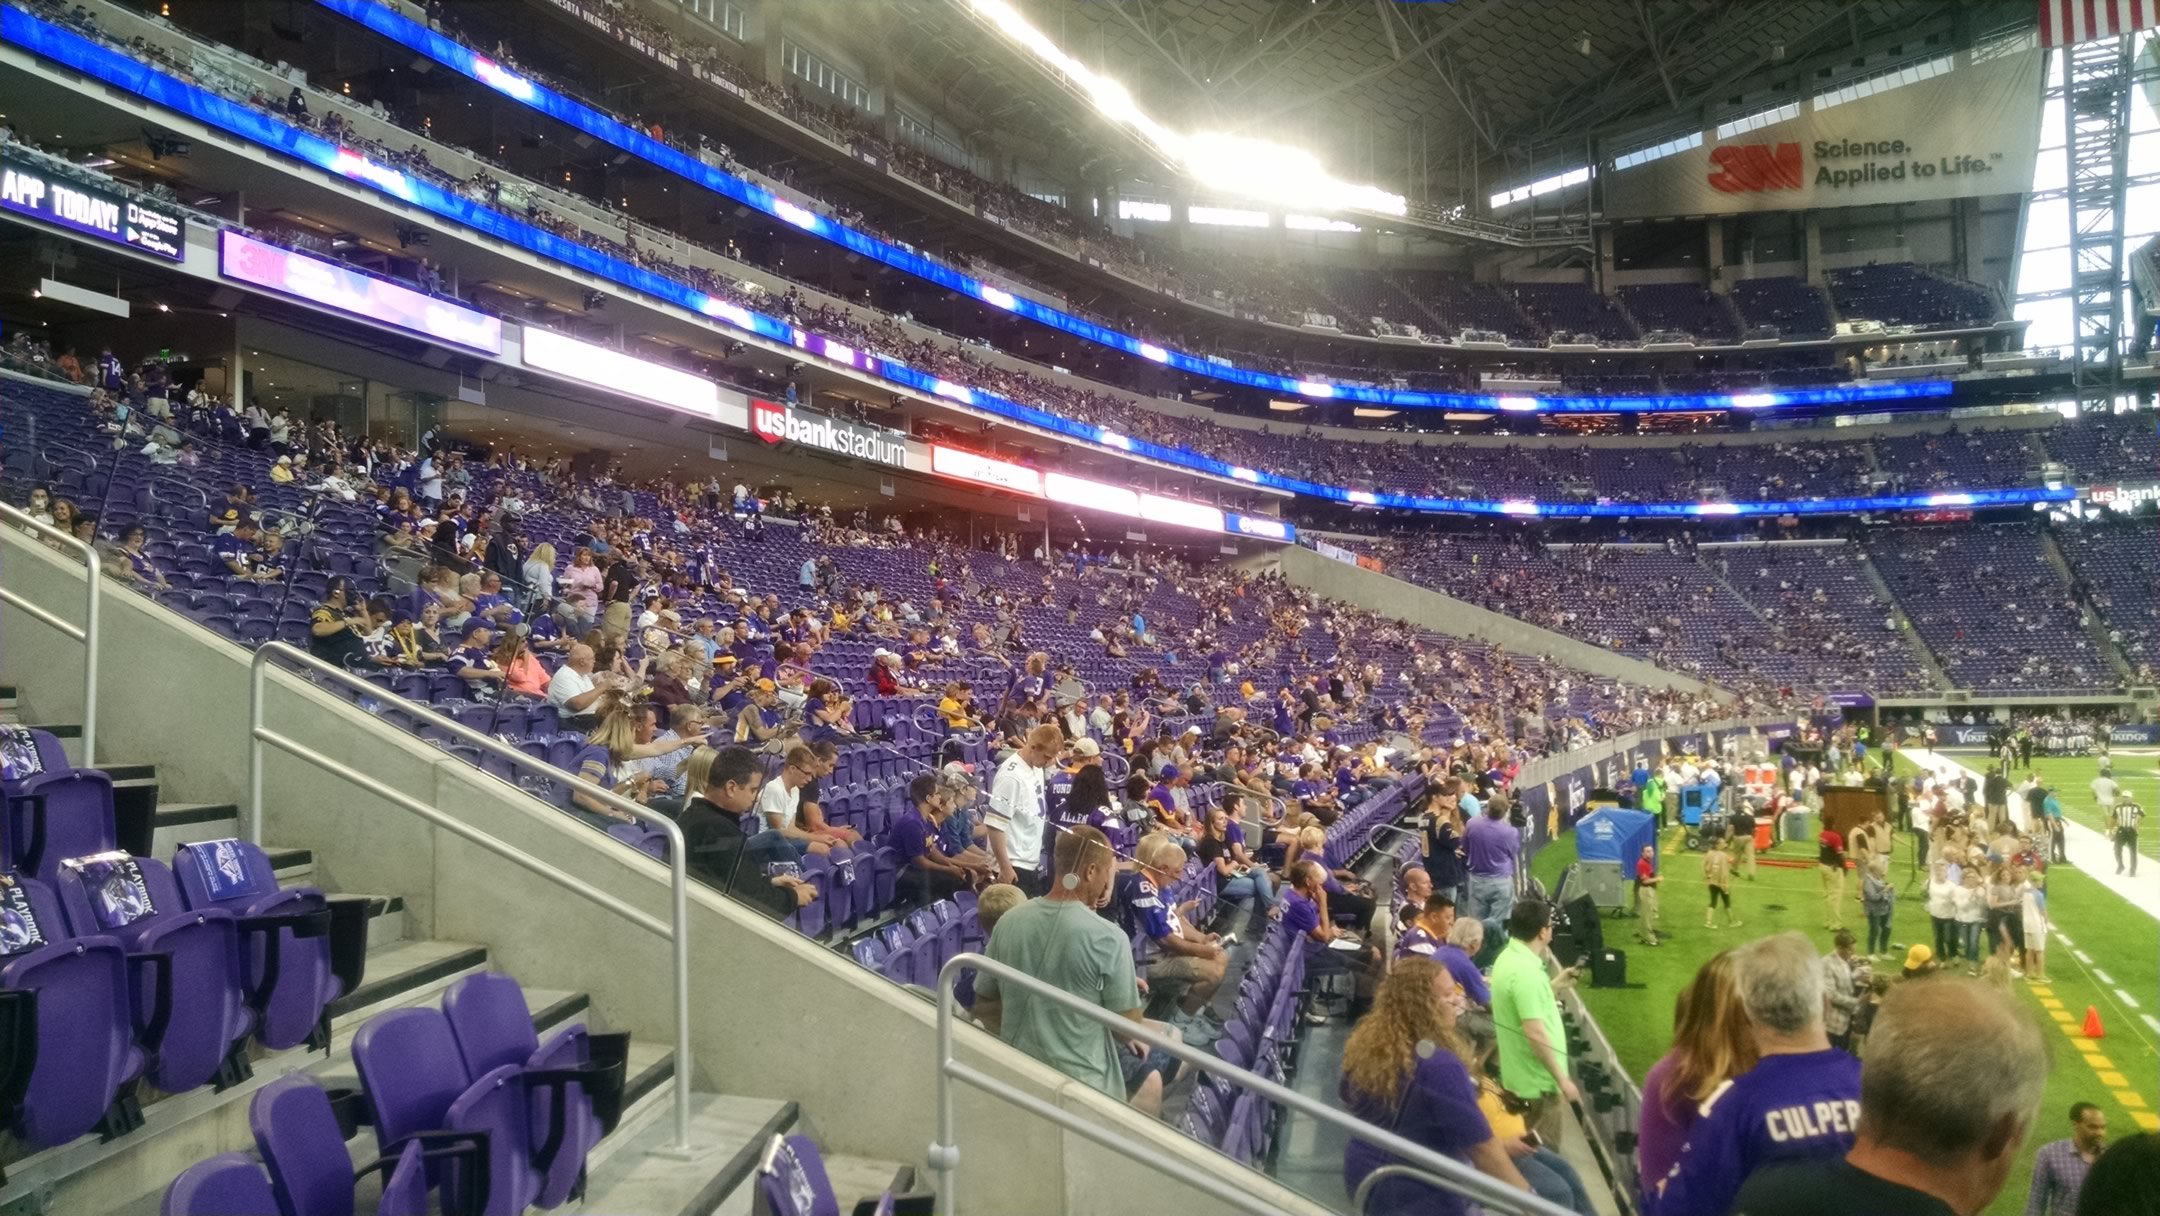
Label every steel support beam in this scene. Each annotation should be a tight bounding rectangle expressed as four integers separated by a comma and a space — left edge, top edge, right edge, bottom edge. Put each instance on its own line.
2064, 36, 2133, 410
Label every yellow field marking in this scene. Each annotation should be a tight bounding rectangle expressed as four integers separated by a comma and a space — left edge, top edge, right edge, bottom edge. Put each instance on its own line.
2133, 1112, 2160, 1132
2099, 1071, 2128, 1087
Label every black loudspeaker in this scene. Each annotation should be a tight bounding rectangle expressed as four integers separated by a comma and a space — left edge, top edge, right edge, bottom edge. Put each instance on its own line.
1590, 948, 1628, 988
1550, 931, 1581, 967
1563, 893, 1604, 956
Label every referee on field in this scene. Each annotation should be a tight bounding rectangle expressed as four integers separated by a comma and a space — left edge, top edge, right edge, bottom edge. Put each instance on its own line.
2109, 798, 2144, 877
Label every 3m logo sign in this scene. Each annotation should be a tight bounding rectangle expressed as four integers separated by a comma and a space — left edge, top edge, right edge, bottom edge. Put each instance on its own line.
1707, 142, 1803, 193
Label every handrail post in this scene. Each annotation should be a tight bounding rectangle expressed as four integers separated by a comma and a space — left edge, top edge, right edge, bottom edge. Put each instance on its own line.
930, 965, 959, 1216
248, 651, 267, 846
246, 643, 694, 1154
0, 503, 102, 762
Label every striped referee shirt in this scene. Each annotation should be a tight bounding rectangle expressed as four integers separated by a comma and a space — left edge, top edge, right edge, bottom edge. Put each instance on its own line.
2110, 802, 2144, 832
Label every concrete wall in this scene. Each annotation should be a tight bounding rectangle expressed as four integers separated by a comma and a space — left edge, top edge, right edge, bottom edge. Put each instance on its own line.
1255, 543, 1719, 698
0, 534, 1334, 1216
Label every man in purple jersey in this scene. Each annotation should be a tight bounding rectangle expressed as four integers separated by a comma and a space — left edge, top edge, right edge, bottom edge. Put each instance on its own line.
1462, 795, 1521, 924
1732, 976, 2048, 1216
1649, 932, 1862, 1216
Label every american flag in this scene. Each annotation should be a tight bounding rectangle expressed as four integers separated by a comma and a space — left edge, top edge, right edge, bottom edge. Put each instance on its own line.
2039, 0, 2160, 47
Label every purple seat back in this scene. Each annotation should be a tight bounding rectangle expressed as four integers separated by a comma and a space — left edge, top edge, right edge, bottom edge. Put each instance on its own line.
755, 1134, 841, 1216
441, 972, 540, 1077
55, 851, 251, 1094
0, 875, 145, 1146
174, 838, 341, 1050
444, 1065, 540, 1216
162, 1152, 279, 1216
375, 1140, 431, 1216
252, 1074, 359, 1216
352, 1008, 472, 1159
443, 973, 597, 1210
7, 770, 116, 884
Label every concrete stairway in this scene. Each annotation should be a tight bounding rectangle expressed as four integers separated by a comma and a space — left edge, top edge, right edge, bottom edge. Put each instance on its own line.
1851, 552, 1955, 689
2036, 530, 2138, 684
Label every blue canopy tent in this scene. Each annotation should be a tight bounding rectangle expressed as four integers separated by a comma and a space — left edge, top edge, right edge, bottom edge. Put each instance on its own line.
1574, 808, 1658, 909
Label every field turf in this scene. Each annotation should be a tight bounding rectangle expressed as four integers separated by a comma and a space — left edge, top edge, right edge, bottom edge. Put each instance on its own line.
1528, 752, 2157, 1215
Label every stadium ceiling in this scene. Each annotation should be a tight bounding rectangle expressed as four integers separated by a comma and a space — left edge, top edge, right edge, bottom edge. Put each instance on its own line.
881, 0, 2031, 201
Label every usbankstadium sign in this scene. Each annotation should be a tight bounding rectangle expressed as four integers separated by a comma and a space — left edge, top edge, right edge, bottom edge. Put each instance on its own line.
749, 398, 906, 467
1605, 41, 2043, 218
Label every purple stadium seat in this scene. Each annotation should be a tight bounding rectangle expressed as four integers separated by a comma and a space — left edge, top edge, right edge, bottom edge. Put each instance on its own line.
791, 854, 831, 938
0, 874, 149, 1148
54, 851, 253, 1095
904, 910, 945, 980
604, 822, 669, 861
5, 764, 118, 886
162, 1153, 278, 1216
849, 937, 889, 974
755, 1134, 841, 1216
251, 1074, 474, 1216
173, 837, 347, 1051
442, 971, 624, 1207
354, 1009, 519, 1215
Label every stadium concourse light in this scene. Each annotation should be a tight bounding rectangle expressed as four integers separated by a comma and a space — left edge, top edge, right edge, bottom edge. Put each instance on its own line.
965, 0, 1406, 217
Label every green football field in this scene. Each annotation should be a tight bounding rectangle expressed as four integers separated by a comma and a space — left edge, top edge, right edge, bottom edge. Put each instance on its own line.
1529, 750, 2158, 1215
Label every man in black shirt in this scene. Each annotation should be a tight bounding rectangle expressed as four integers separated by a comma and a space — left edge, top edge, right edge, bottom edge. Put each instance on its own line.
1732, 975, 2047, 1216
678, 745, 816, 919
600, 555, 640, 650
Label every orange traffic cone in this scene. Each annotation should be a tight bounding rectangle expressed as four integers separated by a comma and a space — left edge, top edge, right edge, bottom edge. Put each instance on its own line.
2083, 1006, 2105, 1039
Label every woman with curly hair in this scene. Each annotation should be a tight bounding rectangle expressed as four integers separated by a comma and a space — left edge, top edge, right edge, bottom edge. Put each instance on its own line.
1339, 958, 1530, 1215
1634, 949, 1757, 1190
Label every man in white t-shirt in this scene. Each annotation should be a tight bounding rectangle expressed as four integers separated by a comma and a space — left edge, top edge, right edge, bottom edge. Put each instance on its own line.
2090, 772, 2122, 810
546, 643, 609, 721
986, 724, 1063, 896
754, 744, 832, 857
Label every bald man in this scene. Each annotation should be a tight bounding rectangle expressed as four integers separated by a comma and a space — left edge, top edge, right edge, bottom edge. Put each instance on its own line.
546, 642, 608, 723
986, 724, 1065, 895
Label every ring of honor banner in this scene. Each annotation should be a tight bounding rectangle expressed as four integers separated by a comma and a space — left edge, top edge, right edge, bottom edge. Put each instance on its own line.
1603, 44, 2044, 218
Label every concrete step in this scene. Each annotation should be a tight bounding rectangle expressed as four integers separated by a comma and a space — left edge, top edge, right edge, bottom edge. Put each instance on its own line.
580, 1093, 799, 1216
0, 935, 517, 1215
147, 801, 242, 859
268, 846, 315, 886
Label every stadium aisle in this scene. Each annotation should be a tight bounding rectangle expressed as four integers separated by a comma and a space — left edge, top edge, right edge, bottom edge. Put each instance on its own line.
1903, 748, 2158, 923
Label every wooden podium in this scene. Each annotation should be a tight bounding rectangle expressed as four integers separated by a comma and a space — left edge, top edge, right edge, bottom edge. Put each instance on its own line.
1820, 785, 1889, 841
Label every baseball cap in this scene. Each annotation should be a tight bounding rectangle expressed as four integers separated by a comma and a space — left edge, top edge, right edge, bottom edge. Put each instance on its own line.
1072, 738, 1101, 758
1819, 830, 1844, 850
1903, 944, 1934, 970
753, 678, 777, 692
1160, 765, 1181, 781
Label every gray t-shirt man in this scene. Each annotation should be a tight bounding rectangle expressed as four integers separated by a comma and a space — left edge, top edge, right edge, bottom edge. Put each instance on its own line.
976, 897, 1141, 1099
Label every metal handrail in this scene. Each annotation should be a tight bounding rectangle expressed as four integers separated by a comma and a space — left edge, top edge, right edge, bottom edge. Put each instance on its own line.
0, 503, 101, 762
1355, 1163, 1476, 1214
929, 951, 1573, 1216
245, 642, 695, 1156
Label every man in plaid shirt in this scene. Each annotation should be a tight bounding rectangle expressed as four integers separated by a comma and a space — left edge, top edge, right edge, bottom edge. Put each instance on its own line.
2024, 1102, 2106, 1216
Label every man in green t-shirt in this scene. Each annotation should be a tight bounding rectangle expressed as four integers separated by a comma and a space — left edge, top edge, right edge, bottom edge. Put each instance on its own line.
976, 825, 1174, 1111
1489, 898, 1579, 1148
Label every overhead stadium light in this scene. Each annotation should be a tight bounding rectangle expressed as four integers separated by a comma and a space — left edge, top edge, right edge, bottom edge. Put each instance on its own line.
966, 0, 1406, 217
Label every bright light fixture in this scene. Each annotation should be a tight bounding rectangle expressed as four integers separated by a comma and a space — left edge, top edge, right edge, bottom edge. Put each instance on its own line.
967, 0, 1405, 216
